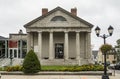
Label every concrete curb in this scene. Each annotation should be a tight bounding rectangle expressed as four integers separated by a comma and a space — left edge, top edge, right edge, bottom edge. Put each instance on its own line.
0, 71, 112, 75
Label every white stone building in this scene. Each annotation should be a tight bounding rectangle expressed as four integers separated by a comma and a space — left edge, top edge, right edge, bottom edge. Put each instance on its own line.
24, 7, 93, 65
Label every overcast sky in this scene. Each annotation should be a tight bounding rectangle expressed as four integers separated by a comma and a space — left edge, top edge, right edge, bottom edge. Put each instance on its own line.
0, 0, 120, 50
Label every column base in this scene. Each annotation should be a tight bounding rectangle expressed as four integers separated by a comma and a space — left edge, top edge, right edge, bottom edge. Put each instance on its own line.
64, 58, 68, 60
77, 59, 81, 66
80, 58, 92, 65
49, 57, 54, 60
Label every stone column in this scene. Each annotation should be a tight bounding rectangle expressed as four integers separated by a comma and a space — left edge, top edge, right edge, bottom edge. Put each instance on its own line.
27, 32, 31, 52
85, 33, 88, 58
30, 32, 34, 49
49, 31, 54, 60
64, 31, 69, 60
76, 32, 80, 60
85, 32, 91, 59
87, 32, 91, 59
38, 31, 42, 59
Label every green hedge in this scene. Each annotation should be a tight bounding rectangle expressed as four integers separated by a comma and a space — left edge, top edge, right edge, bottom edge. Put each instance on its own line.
1, 64, 104, 72
5, 65, 23, 71
41, 64, 104, 71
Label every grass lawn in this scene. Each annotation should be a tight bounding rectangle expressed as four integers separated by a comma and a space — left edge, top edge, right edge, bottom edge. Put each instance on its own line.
41, 65, 73, 71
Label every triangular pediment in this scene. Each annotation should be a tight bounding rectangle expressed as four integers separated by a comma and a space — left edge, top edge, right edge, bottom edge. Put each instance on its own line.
24, 7, 93, 28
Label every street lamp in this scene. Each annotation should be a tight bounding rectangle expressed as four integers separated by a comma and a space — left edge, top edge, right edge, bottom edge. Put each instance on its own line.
95, 25, 114, 79
19, 29, 23, 58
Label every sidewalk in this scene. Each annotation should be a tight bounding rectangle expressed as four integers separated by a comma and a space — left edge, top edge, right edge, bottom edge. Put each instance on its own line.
1, 74, 120, 79
0, 71, 119, 79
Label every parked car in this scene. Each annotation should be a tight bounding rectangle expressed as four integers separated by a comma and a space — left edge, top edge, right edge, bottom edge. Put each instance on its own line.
108, 64, 115, 69
114, 62, 120, 70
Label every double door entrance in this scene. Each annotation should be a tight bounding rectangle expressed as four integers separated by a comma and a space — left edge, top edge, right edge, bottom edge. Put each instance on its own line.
9, 48, 18, 58
55, 43, 64, 59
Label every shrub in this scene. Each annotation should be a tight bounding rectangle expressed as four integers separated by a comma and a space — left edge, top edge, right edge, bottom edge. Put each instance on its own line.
100, 44, 112, 53
22, 50, 41, 73
5, 65, 23, 71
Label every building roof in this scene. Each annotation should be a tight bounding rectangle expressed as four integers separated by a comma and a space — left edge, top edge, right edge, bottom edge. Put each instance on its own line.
24, 6, 94, 28
0, 36, 8, 40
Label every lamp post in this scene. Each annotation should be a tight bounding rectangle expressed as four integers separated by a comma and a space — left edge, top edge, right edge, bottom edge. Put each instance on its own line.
10, 53, 13, 66
19, 29, 23, 58
95, 25, 114, 79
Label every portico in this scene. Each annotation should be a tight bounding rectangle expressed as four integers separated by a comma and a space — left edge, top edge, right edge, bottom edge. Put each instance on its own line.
26, 28, 91, 65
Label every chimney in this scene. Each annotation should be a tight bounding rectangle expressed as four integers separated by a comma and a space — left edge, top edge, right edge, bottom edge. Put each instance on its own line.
71, 8, 77, 16
42, 8, 48, 15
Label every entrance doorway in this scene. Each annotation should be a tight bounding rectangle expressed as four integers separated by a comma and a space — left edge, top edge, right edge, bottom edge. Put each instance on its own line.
9, 48, 18, 58
55, 43, 64, 59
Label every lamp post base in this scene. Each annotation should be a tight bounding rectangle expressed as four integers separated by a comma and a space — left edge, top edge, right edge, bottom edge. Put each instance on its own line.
102, 75, 109, 79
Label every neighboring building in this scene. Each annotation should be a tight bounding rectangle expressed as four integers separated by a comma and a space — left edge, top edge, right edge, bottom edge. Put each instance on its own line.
97, 50, 103, 64
0, 30, 27, 66
97, 50, 117, 64
9, 30, 27, 59
0, 7, 93, 66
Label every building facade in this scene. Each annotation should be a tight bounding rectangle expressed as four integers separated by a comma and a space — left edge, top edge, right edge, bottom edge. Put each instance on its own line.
98, 50, 117, 64
24, 7, 93, 65
0, 30, 27, 66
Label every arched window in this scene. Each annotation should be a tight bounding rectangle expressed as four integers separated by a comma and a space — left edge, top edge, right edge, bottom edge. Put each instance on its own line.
51, 16, 67, 21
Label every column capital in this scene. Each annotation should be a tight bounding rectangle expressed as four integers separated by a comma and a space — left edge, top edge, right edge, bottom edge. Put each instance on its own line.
49, 30, 53, 33
49, 31, 53, 33
38, 31, 42, 33
64, 31, 69, 33
75, 31, 80, 33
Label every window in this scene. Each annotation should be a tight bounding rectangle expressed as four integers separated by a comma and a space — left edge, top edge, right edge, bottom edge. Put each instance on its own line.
18, 40, 27, 58
51, 16, 67, 21
0, 40, 6, 58
22, 49, 27, 58
10, 49, 13, 58
22, 40, 27, 58
14, 49, 17, 58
